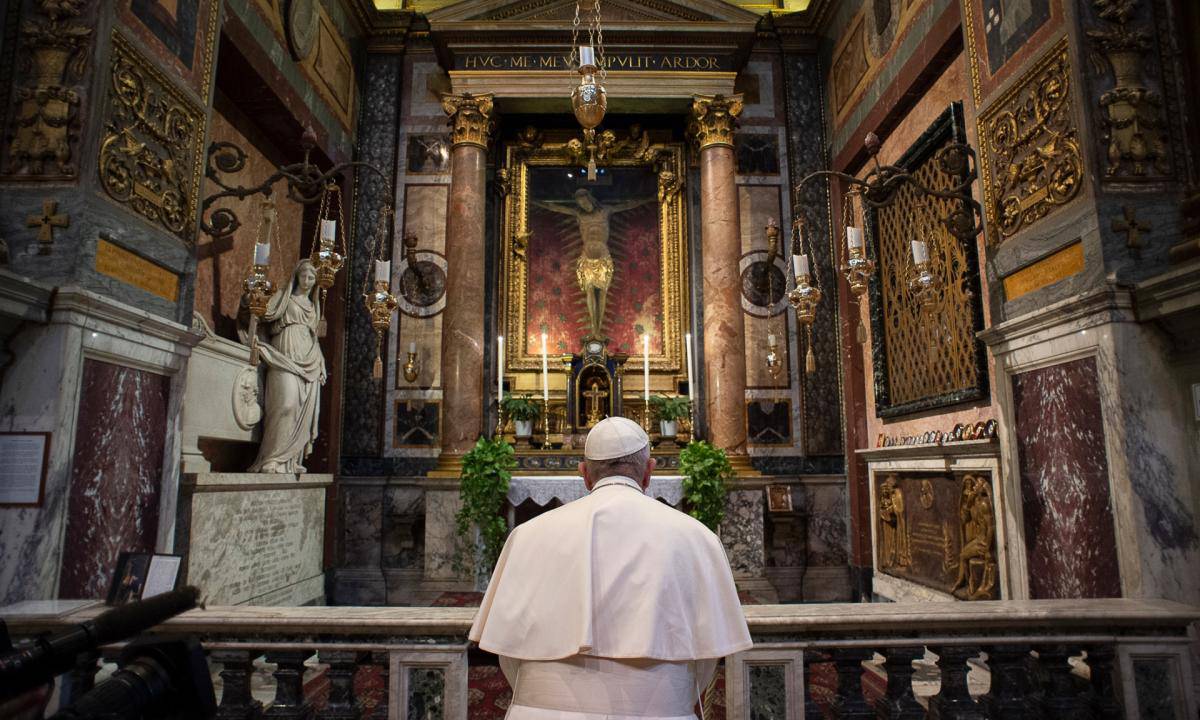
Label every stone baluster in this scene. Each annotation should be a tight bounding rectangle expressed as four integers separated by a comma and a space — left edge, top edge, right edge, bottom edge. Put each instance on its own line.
830, 647, 875, 720
980, 644, 1040, 719
264, 650, 313, 720
319, 650, 362, 720
367, 651, 391, 720
1084, 645, 1123, 720
438, 92, 495, 461
876, 646, 925, 719
1037, 645, 1093, 720
214, 649, 265, 720
928, 645, 986, 720
689, 93, 748, 455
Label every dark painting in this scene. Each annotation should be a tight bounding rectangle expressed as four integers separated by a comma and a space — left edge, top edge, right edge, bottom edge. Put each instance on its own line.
736, 133, 780, 175
747, 399, 790, 445
131, 0, 199, 69
982, 0, 1051, 74
407, 135, 451, 174
395, 401, 439, 447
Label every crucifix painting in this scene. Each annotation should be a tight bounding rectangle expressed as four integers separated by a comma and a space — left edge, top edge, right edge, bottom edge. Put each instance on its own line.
522, 165, 666, 357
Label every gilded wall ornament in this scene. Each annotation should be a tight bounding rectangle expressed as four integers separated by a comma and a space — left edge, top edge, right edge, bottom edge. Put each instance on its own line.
688, 94, 744, 150
98, 32, 206, 243
441, 93, 494, 149
978, 40, 1084, 244
3, 0, 94, 178
25, 198, 68, 253
1086, 0, 1170, 178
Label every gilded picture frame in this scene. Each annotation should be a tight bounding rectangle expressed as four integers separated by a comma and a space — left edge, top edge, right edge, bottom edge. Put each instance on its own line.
500, 141, 690, 375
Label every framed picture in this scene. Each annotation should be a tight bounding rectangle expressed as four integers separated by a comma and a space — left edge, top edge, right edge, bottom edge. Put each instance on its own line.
765, 484, 793, 513
0, 432, 50, 506
106, 552, 183, 605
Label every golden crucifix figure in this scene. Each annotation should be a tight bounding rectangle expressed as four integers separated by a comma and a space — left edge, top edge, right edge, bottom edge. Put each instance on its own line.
534, 189, 655, 338
583, 380, 607, 427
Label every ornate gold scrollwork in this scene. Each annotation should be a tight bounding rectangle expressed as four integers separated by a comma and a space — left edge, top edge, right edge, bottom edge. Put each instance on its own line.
441, 92, 495, 149
1086, 0, 1170, 178
978, 40, 1083, 243
5, 0, 94, 178
688, 94, 744, 150
98, 32, 205, 242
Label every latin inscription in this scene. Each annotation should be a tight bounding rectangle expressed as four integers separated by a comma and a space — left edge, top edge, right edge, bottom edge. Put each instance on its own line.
95, 239, 180, 302
1003, 241, 1084, 301
457, 53, 731, 72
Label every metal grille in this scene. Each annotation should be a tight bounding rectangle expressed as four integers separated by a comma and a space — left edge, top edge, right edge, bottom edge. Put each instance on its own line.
870, 107, 985, 416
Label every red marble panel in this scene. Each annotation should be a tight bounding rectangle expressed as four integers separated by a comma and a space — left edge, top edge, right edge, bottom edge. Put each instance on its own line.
59, 360, 170, 599
1013, 356, 1121, 599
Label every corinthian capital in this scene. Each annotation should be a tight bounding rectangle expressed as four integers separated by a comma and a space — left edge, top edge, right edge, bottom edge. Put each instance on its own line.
442, 92, 495, 149
689, 94, 744, 150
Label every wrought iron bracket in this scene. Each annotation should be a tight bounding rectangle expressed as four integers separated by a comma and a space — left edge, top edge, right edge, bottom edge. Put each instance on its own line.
792, 133, 985, 242
199, 132, 393, 240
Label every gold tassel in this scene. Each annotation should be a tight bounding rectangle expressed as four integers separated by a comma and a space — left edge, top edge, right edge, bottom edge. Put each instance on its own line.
373, 355, 383, 380
318, 318, 328, 337
857, 321, 867, 344
805, 327, 816, 373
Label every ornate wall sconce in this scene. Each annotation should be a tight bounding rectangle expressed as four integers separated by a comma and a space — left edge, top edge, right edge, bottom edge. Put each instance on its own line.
311, 183, 346, 305
363, 207, 399, 380
788, 217, 823, 374
403, 342, 420, 383
790, 130, 983, 338
244, 198, 277, 366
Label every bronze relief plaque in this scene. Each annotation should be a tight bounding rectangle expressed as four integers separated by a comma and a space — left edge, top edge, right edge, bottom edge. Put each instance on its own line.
875, 470, 999, 600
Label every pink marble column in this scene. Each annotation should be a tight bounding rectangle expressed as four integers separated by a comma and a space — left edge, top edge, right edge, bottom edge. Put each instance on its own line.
691, 95, 748, 455
439, 94, 494, 457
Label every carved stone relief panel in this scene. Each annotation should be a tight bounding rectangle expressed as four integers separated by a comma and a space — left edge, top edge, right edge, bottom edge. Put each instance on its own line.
1, 0, 99, 180
1083, 0, 1177, 181
98, 31, 206, 243
977, 39, 1084, 245
874, 470, 1000, 600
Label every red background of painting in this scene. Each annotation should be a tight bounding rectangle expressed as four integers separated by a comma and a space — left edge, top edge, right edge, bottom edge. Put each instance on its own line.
524, 201, 663, 357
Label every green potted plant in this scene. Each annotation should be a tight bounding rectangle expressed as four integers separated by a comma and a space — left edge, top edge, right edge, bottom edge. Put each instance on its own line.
455, 437, 517, 587
501, 393, 542, 438
678, 440, 732, 532
649, 395, 690, 438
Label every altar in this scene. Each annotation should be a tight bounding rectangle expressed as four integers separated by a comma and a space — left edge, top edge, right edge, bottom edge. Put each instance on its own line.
507, 475, 684, 510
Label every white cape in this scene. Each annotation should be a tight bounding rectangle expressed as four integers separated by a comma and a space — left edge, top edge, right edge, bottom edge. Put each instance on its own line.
469, 476, 752, 661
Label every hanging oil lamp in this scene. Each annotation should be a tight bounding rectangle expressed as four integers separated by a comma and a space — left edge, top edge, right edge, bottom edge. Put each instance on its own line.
570, 0, 607, 180
788, 216, 823, 374
311, 183, 346, 307
363, 207, 399, 380
244, 197, 278, 366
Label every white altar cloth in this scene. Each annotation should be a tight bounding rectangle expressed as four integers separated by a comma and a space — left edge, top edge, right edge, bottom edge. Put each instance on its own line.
507, 475, 684, 507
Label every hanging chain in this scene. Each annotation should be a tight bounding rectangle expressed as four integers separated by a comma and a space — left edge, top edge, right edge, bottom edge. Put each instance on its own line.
570, 0, 582, 69
592, 0, 606, 82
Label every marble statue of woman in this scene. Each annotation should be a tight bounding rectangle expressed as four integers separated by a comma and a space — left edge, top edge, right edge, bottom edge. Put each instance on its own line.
248, 259, 326, 474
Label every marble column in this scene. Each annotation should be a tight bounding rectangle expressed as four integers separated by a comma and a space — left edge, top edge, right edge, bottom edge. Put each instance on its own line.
691, 95, 748, 455
439, 94, 494, 458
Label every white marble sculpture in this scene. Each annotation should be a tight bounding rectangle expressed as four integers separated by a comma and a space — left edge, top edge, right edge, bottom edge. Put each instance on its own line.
248, 259, 326, 473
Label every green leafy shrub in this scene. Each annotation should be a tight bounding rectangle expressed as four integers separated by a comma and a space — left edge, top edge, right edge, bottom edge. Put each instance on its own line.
678, 440, 732, 532
454, 437, 516, 576
649, 394, 691, 422
501, 393, 542, 422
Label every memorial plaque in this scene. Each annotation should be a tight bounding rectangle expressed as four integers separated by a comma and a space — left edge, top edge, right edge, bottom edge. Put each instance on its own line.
95, 239, 180, 302
0, 432, 49, 506
874, 470, 999, 599
186, 484, 326, 605
1003, 241, 1084, 301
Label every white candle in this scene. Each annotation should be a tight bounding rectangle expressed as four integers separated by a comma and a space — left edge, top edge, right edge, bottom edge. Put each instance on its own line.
580, 46, 595, 67
408, 341, 416, 354
253, 242, 270, 265
642, 333, 650, 405
540, 333, 549, 405
768, 333, 777, 347
847, 227, 863, 251
911, 240, 929, 264
321, 219, 337, 243
685, 332, 695, 409
497, 335, 504, 401
374, 259, 390, 284
792, 253, 810, 278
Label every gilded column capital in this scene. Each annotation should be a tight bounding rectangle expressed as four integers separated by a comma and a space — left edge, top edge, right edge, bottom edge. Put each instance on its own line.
441, 92, 495, 149
689, 94, 744, 150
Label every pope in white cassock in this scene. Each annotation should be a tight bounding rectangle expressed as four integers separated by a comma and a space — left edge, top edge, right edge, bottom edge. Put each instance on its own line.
469, 417, 752, 719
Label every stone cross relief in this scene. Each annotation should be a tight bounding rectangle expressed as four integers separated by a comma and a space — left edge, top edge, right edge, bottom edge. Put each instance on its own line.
1112, 205, 1151, 249
26, 199, 69, 254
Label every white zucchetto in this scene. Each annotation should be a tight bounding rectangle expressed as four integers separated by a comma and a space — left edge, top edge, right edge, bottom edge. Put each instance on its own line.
583, 416, 649, 460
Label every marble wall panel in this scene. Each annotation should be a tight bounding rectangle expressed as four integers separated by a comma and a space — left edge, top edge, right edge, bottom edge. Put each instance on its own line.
721, 489, 766, 578
797, 481, 850, 567
341, 484, 385, 568
783, 54, 842, 455
423, 489, 464, 581
59, 360, 170, 599
1013, 356, 1121, 598
383, 487, 425, 570
342, 53, 402, 461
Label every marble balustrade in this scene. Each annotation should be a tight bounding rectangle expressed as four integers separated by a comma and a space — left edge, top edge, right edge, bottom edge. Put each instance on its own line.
4, 599, 1196, 719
